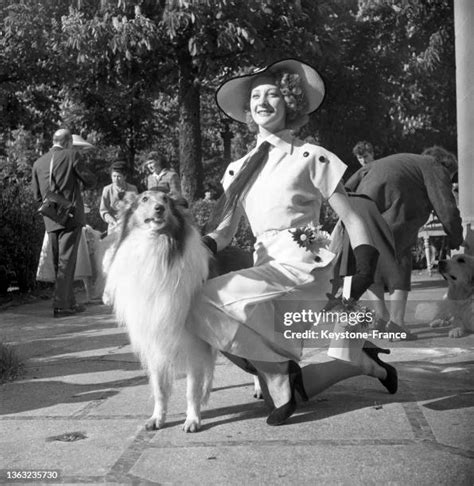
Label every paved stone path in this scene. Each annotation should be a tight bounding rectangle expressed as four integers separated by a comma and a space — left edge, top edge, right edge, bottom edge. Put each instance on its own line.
0, 274, 473, 485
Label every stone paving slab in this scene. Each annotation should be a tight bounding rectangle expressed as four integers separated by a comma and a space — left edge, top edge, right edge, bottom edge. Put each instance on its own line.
0, 370, 145, 418
1, 277, 473, 485
130, 444, 473, 485
149, 400, 415, 443
421, 396, 474, 450
0, 419, 142, 479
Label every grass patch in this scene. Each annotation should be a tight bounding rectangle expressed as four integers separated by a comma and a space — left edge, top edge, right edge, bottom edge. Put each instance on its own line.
0, 343, 24, 383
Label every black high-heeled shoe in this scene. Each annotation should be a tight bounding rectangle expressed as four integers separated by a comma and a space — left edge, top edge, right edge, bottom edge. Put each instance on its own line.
266, 361, 308, 426
362, 342, 398, 394
363, 340, 390, 355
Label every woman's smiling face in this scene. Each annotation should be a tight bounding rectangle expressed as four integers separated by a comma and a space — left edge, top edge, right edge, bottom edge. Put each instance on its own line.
250, 76, 286, 133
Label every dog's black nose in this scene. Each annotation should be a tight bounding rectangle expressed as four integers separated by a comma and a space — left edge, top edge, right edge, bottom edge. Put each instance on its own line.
154, 204, 165, 215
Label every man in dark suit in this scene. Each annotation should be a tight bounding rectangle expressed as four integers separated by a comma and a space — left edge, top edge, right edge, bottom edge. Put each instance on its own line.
345, 146, 463, 338
32, 128, 96, 317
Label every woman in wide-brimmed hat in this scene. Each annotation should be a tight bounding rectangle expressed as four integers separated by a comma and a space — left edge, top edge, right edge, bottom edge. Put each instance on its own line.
189, 59, 397, 427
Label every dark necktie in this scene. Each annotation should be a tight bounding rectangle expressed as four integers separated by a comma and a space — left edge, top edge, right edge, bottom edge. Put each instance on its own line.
205, 141, 271, 232
236, 140, 271, 192
246, 140, 271, 174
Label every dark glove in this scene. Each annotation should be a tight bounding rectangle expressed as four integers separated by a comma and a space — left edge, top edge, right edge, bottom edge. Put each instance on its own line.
201, 235, 217, 255
350, 244, 379, 300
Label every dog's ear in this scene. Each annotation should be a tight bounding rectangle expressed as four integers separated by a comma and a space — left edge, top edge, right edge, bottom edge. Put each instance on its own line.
165, 196, 188, 256
113, 192, 138, 219
121, 191, 138, 207
108, 194, 140, 263
458, 254, 474, 289
170, 194, 189, 209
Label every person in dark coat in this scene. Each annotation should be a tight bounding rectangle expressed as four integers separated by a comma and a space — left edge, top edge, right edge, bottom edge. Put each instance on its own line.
330, 193, 398, 294
345, 146, 463, 338
32, 128, 96, 317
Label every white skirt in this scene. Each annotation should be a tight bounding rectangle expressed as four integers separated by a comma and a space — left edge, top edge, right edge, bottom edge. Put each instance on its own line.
188, 229, 363, 363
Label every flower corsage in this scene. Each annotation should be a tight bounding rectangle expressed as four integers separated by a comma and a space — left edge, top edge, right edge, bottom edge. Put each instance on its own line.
289, 223, 332, 263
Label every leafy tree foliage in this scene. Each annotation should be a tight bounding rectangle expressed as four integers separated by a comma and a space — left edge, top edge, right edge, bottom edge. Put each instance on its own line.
2, 0, 455, 184
0, 1, 68, 143
315, 0, 457, 172
0, 129, 44, 291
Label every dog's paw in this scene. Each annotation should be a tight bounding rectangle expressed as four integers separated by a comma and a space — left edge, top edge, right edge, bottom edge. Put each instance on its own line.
430, 318, 451, 328
183, 417, 201, 433
145, 416, 166, 431
449, 327, 466, 338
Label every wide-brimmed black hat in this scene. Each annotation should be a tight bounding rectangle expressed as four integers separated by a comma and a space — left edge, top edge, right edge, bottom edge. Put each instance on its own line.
216, 58, 325, 126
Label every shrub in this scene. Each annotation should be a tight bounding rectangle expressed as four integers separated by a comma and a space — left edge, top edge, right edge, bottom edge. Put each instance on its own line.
0, 343, 24, 383
83, 189, 107, 234
0, 129, 47, 291
190, 198, 216, 232
0, 182, 44, 292
190, 198, 255, 252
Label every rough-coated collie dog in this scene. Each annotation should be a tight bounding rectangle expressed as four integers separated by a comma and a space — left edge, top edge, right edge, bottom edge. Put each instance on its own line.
104, 190, 215, 432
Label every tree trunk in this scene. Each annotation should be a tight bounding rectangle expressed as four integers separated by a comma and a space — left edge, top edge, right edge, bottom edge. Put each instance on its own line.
177, 49, 202, 202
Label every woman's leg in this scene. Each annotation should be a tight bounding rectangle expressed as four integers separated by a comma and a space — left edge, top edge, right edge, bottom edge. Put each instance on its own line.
302, 353, 387, 400
365, 284, 390, 322
388, 289, 409, 326
252, 352, 388, 405
385, 289, 417, 340
386, 252, 412, 329
251, 360, 291, 408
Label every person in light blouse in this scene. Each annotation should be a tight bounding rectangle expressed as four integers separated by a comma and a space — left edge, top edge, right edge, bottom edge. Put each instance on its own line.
191, 59, 396, 426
